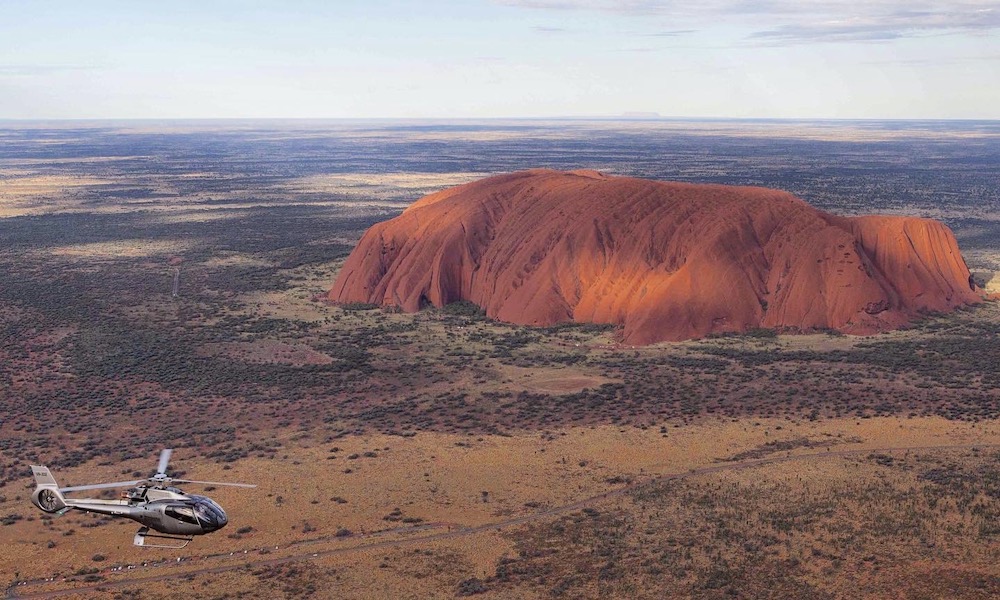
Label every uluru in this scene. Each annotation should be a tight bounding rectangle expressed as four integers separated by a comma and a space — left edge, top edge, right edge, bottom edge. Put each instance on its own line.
329, 169, 983, 344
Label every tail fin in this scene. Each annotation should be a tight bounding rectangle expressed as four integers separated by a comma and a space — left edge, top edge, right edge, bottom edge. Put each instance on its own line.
30, 466, 67, 513
31, 465, 58, 488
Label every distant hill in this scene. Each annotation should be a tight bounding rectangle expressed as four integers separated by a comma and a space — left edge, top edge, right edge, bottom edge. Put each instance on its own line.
330, 170, 982, 344
620, 111, 661, 118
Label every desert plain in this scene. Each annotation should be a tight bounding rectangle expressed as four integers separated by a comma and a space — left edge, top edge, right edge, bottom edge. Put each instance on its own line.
1, 119, 1000, 598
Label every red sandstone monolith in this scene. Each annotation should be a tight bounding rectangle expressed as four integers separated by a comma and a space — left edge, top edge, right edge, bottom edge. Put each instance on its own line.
330, 170, 981, 344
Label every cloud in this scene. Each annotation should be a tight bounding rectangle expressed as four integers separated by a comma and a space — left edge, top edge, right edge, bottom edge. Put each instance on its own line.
533, 25, 571, 33
644, 29, 696, 37
495, 1, 1000, 43
749, 23, 908, 44
750, 5, 1000, 43
0, 65, 99, 77
861, 53, 1000, 65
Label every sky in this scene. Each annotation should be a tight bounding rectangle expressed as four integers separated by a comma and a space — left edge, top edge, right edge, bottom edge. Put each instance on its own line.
0, 0, 998, 119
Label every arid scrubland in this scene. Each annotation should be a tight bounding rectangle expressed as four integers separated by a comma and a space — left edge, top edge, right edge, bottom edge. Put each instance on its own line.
2, 121, 1000, 598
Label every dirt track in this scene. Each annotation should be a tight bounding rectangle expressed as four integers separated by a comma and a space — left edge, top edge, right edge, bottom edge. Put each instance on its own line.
8, 442, 997, 599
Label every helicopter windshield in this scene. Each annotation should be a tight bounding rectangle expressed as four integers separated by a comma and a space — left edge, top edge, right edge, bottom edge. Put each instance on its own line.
189, 495, 227, 529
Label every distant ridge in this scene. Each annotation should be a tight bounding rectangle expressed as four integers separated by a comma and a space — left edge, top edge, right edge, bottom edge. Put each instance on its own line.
620, 111, 661, 118
330, 170, 983, 344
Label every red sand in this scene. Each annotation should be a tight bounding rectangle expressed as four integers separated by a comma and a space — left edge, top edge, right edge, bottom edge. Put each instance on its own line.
330, 170, 982, 344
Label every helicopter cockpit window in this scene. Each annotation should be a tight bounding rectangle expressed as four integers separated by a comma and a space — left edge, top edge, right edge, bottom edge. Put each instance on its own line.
189, 495, 227, 525
205, 499, 226, 521
192, 500, 224, 527
165, 505, 199, 525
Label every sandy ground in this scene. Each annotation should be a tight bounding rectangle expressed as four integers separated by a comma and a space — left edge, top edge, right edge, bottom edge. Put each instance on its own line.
987, 272, 1000, 295
3, 415, 997, 596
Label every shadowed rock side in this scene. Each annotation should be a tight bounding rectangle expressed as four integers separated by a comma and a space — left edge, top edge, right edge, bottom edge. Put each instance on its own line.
330, 170, 982, 344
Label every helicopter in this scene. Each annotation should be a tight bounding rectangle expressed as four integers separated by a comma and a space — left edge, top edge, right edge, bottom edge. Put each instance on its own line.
30, 449, 255, 548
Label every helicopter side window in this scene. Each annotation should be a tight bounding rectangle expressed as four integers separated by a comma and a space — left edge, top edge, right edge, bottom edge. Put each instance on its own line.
165, 505, 199, 525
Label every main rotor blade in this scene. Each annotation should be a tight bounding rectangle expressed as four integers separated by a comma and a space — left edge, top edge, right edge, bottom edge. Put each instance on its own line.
156, 449, 173, 476
171, 479, 256, 489
60, 479, 143, 493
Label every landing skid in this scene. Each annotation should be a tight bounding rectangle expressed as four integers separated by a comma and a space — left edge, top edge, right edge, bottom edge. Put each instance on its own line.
133, 526, 193, 549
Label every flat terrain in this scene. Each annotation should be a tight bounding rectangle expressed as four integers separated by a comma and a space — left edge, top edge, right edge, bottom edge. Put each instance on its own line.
5, 419, 1000, 599
1, 119, 999, 598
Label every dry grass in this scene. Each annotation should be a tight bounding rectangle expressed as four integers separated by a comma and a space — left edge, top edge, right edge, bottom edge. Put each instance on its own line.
283, 172, 490, 198
0, 175, 114, 216
489, 446, 1000, 599
198, 340, 335, 366
40, 240, 192, 259
3, 417, 999, 598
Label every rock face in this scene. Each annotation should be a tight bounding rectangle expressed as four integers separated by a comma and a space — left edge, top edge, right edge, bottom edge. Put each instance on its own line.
330, 169, 982, 344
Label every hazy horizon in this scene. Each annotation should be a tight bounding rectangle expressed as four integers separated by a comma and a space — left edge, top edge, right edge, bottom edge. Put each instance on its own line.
3, 116, 1000, 124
